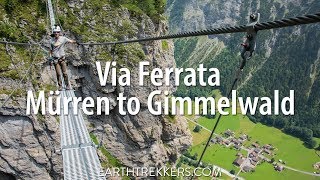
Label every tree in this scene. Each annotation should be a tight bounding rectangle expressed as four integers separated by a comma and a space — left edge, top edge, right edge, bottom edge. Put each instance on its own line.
192, 153, 198, 160
154, 0, 166, 15
183, 151, 191, 158
312, 127, 320, 138
180, 156, 187, 163
176, 161, 182, 168
201, 162, 208, 168
282, 126, 319, 148
274, 118, 288, 128
230, 169, 235, 175
4, 0, 15, 13
270, 158, 275, 163
306, 139, 317, 148
193, 125, 201, 132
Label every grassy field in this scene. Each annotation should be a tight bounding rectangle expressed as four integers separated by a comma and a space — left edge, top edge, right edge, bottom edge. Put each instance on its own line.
185, 107, 320, 179
186, 120, 239, 179
190, 143, 240, 172
248, 123, 319, 171
195, 114, 320, 172
241, 162, 319, 180
179, 88, 320, 179
187, 119, 210, 145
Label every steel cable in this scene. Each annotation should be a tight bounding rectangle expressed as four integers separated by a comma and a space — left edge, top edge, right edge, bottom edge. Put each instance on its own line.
191, 59, 249, 179
1, 12, 319, 47
78, 12, 320, 46
0, 41, 34, 46
0, 45, 41, 109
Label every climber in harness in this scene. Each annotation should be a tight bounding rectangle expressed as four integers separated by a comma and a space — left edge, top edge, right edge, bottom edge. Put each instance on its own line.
239, 13, 259, 70
49, 25, 78, 90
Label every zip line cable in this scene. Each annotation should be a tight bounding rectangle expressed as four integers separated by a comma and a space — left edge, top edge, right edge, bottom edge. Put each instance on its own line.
193, 70, 243, 174
79, 12, 320, 46
190, 13, 261, 179
190, 53, 254, 179
1, 12, 319, 47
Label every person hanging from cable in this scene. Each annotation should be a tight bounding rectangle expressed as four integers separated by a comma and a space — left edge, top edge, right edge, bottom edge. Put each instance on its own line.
240, 34, 255, 70
49, 25, 78, 90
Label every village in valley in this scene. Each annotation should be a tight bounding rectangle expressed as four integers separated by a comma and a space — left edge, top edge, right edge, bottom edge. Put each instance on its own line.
210, 129, 285, 174
178, 98, 320, 179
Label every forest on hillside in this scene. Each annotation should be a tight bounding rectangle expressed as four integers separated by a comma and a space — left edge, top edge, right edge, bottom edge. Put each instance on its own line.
168, 0, 320, 148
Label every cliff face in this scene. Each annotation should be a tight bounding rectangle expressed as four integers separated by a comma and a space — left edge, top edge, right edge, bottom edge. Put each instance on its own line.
60, 0, 192, 169
167, 0, 320, 141
0, 100, 62, 179
0, 1, 63, 179
0, 0, 191, 179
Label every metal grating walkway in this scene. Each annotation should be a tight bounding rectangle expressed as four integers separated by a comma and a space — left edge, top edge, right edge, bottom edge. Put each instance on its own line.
46, 0, 105, 179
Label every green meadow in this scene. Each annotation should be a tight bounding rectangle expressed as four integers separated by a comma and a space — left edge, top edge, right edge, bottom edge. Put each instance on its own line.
183, 98, 320, 179
194, 114, 320, 172
190, 143, 240, 172
241, 162, 319, 180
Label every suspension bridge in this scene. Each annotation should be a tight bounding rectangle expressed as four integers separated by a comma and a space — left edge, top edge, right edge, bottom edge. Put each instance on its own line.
0, 1, 319, 179
47, 0, 104, 179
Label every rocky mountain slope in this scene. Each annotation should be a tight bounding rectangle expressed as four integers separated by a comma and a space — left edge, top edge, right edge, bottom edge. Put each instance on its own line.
167, 0, 320, 146
0, 0, 191, 179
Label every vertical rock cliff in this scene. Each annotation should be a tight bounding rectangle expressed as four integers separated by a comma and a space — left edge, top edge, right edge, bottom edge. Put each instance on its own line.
0, 0, 191, 178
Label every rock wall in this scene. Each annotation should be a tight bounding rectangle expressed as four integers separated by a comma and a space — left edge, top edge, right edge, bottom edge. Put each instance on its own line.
63, 5, 192, 168
0, 80, 62, 179
0, 0, 191, 179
